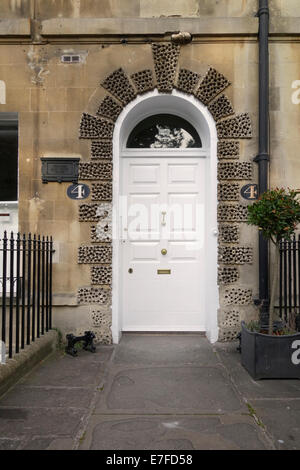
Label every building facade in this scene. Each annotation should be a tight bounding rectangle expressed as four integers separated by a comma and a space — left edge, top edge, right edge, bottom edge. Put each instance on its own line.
0, 0, 299, 343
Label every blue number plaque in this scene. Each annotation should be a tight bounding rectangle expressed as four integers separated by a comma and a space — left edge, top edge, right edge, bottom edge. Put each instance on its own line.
67, 184, 90, 200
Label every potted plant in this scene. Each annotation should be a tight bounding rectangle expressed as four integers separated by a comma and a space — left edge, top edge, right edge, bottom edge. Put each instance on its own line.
241, 188, 300, 379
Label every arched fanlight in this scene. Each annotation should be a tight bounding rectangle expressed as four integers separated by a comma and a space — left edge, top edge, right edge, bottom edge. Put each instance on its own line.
127, 113, 202, 149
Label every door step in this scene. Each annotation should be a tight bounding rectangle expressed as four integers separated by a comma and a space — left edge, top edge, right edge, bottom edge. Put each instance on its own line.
122, 331, 206, 336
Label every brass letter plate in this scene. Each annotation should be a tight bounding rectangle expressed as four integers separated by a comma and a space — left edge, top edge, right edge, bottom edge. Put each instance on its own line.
157, 269, 171, 275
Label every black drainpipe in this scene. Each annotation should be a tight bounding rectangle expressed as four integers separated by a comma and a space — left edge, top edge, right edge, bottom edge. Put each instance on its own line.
254, 0, 270, 324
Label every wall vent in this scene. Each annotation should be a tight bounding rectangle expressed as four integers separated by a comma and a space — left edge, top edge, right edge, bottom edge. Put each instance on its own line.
61, 55, 81, 64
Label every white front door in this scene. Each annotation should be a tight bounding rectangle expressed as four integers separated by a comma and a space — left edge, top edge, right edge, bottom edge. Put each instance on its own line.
121, 155, 207, 332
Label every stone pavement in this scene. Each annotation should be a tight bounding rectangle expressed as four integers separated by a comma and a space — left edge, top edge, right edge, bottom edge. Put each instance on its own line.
0, 333, 299, 450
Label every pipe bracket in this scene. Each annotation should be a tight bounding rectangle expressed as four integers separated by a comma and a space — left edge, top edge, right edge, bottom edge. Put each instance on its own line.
253, 153, 270, 163
255, 7, 269, 17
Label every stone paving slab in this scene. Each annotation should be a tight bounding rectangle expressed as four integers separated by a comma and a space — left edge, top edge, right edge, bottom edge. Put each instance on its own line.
0, 407, 85, 438
79, 414, 269, 450
215, 342, 300, 399
247, 400, 300, 451
95, 365, 243, 414
0, 385, 94, 409
18, 349, 109, 388
22, 437, 57, 450
0, 435, 75, 451
24, 437, 74, 451
0, 438, 22, 450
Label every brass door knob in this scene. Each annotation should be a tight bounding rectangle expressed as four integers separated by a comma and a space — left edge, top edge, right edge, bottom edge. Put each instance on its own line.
161, 249, 167, 256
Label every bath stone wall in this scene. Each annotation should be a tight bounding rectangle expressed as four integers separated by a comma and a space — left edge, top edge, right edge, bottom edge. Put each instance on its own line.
4, 0, 296, 20
77, 42, 254, 343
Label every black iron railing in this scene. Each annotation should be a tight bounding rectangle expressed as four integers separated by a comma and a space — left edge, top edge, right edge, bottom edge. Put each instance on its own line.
0, 232, 54, 359
278, 235, 300, 325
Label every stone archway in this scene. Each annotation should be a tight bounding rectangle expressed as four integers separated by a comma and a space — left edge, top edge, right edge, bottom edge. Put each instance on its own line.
77, 43, 254, 344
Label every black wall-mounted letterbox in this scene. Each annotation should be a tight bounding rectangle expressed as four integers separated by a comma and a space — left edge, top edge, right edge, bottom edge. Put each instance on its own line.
41, 157, 80, 183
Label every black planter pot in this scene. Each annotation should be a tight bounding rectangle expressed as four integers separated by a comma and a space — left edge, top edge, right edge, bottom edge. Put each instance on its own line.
241, 321, 300, 379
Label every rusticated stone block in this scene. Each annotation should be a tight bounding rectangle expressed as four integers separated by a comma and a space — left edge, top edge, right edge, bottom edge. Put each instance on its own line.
218, 183, 240, 201
218, 204, 249, 222
96, 96, 123, 122
91, 307, 112, 328
220, 310, 241, 328
91, 183, 112, 201
78, 245, 112, 264
218, 162, 252, 180
79, 162, 113, 180
218, 267, 239, 285
176, 68, 201, 94
196, 67, 231, 105
216, 113, 252, 139
218, 327, 240, 342
91, 222, 112, 243
101, 68, 136, 105
91, 266, 112, 285
79, 203, 100, 222
208, 94, 234, 122
220, 310, 240, 328
79, 113, 114, 139
91, 141, 113, 160
91, 326, 112, 345
152, 43, 180, 93
218, 225, 239, 243
224, 287, 252, 305
217, 141, 240, 159
77, 287, 109, 305
131, 69, 155, 94
86, 203, 112, 241
218, 246, 253, 264
79, 202, 111, 224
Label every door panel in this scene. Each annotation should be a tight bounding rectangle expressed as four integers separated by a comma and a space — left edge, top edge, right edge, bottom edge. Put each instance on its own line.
130, 242, 160, 262
168, 163, 198, 184
130, 164, 160, 184
169, 241, 199, 261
